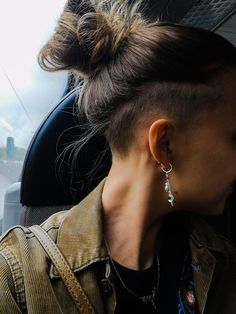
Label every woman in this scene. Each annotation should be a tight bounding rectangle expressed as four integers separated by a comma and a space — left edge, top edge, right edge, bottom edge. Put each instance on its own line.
0, 0, 236, 313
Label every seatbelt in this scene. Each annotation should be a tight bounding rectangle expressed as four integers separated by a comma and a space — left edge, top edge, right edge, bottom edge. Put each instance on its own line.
29, 225, 94, 314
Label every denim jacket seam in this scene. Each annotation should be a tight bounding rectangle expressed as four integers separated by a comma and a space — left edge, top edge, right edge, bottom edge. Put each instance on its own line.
0, 245, 26, 312
50, 255, 108, 278
73, 256, 108, 272
41, 211, 68, 233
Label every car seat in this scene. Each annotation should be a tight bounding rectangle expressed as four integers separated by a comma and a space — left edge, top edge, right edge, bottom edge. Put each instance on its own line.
18, 88, 110, 228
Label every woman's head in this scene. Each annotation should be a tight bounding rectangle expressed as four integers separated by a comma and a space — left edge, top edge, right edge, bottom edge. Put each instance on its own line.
39, 0, 236, 214
39, 0, 235, 152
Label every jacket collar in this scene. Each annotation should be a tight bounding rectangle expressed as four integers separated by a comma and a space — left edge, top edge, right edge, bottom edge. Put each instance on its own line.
189, 213, 230, 257
50, 179, 231, 278
50, 179, 108, 278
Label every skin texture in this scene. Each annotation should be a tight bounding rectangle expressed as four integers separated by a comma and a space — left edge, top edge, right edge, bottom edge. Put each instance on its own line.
102, 69, 236, 270
171, 70, 236, 215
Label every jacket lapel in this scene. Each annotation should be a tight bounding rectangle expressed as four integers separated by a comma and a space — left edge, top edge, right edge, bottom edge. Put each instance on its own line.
190, 240, 216, 314
189, 214, 229, 314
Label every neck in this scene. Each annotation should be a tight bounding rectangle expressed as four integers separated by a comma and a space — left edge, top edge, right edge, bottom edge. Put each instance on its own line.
102, 152, 169, 270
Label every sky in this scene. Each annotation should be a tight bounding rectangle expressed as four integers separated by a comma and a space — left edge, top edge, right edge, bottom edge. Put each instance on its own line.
0, 0, 68, 149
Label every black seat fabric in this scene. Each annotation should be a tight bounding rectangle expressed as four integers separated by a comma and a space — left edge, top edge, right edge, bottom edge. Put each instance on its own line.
19, 88, 111, 227
20, 89, 111, 208
20, 205, 72, 227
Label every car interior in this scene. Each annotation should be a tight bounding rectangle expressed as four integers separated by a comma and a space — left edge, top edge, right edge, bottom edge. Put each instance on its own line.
2, 0, 236, 246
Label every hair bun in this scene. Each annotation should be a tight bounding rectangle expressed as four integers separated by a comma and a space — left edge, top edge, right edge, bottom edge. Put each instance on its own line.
38, 0, 142, 76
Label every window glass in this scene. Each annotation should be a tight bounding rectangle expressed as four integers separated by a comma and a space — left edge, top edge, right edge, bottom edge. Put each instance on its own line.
216, 13, 236, 46
0, 1, 67, 220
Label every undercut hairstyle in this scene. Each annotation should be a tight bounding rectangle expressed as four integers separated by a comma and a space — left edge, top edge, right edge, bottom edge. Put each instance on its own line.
38, 0, 236, 154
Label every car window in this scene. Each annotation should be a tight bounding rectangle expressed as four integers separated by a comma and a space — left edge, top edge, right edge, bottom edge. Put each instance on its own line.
216, 13, 236, 46
0, 1, 67, 220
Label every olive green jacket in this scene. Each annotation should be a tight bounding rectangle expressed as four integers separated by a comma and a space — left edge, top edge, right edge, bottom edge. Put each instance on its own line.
0, 181, 236, 314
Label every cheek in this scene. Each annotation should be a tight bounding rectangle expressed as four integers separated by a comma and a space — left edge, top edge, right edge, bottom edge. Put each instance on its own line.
171, 155, 230, 214
172, 128, 236, 213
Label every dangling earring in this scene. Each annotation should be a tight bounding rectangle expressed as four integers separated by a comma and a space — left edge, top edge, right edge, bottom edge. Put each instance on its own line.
161, 163, 174, 207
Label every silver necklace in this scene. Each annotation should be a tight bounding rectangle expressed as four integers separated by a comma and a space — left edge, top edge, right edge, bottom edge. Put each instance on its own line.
104, 237, 160, 310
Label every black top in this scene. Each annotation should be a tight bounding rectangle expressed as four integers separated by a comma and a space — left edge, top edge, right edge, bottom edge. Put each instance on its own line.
111, 213, 197, 314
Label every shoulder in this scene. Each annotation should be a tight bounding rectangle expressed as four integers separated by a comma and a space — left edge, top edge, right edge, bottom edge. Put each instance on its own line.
0, 209, 70, 279
0, 209, 68, 247
0, 209, 71, 308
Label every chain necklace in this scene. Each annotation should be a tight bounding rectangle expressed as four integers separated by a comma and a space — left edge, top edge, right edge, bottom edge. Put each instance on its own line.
104, 237, 160, 310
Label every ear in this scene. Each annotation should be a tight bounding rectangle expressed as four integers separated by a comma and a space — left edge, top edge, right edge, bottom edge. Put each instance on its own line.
148, 119, 174, 166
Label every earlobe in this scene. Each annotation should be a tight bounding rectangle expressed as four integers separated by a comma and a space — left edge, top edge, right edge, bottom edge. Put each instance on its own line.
148, 119, 172, 166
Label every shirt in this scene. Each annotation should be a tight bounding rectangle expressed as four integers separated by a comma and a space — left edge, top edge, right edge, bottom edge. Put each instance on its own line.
112, 213, 192, 313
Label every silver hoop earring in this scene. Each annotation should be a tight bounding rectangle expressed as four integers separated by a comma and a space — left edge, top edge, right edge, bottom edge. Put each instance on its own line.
161, 163, 174, 207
